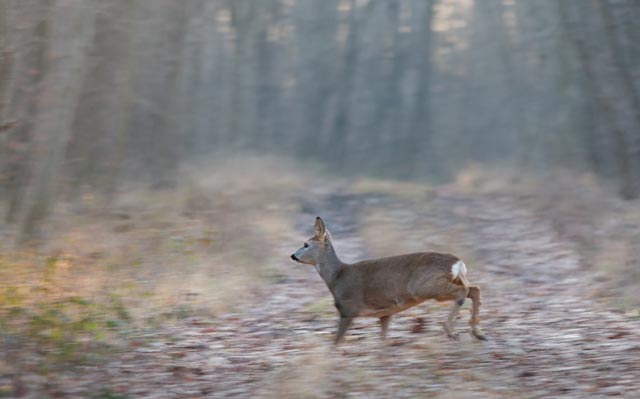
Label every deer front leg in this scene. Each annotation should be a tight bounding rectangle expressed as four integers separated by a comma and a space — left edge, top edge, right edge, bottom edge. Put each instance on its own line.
379, 315, 392, 339
334, 316, 353, 345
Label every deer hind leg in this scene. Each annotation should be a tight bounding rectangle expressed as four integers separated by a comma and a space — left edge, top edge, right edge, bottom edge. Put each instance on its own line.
467, 285, 487, 340
334, 316, 353, 345
440, 285, 469, 340
379, 315, 392, 339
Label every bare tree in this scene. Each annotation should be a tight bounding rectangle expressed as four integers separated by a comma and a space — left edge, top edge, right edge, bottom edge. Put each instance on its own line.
16, 0, 98, 242
2, 0, 53, 223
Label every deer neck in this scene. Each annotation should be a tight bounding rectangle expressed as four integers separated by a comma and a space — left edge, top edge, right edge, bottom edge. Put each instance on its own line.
315, 241, 345, 289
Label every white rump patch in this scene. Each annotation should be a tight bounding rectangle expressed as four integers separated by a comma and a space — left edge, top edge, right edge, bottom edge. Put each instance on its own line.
451, 261, 467, 279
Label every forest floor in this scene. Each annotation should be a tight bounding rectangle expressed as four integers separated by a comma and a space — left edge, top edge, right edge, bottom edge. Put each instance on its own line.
1, 160, 640, 398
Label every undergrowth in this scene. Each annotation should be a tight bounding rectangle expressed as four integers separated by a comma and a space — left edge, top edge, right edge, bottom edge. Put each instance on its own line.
0, 251, 132, 368
0, 156, 306, 394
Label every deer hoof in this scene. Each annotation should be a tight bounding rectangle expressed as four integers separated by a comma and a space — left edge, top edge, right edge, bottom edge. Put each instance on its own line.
470, 328, 487, 341
440, 322, 459, 340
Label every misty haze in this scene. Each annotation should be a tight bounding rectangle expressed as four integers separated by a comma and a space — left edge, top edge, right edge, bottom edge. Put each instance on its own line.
1, 0, 640, 398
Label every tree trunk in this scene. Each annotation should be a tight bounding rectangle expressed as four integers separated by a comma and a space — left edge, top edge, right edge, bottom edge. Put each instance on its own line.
322, 0, 362, 168
597, 0, 640, 198
560, 0, 640, 199
3, 0, 53, 223
16, 0, 97, 243
402, 0, 436, 178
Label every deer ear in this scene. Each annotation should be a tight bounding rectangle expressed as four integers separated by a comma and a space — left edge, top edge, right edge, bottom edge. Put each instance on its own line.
314, 216, 326, 239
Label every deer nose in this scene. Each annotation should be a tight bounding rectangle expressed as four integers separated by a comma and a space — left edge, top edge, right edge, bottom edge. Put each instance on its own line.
291, 254, 298, 261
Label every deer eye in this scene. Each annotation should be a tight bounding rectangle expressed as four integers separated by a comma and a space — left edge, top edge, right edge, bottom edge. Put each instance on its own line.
303, 243, 309, 248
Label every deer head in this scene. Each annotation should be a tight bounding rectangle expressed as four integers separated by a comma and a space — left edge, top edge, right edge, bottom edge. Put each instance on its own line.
290, 217, 331, 266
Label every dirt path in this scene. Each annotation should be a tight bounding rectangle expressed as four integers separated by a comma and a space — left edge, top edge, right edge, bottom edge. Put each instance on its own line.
63, 187, 639, 398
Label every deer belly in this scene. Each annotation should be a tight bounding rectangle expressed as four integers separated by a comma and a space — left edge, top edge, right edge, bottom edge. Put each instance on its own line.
361, 298, 423, 317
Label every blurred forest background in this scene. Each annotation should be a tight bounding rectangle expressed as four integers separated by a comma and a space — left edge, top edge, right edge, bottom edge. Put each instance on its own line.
1, 0, 640, 398
2, 0, 640, 240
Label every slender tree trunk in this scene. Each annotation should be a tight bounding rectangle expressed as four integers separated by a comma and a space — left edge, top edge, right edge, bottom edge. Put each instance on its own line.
292, 0, 338, 156
16, 0, 97, 243
254, 1, 276, 151
558, 1, 616, 178
0, 0, 9, 119
370, 0, 403, 175
402, 0, 435, 178
560, 0, 640, 199
3, 0, 53, 223
228, 0, 258, 149
99, 0, 140, 204
597, 0, 640, 198
0, 0, 14, 200
322, 0, 360, 167
149, 1, 192, 188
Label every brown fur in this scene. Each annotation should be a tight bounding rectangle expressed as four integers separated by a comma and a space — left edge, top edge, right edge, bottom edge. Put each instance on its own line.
291, 217, 486, 344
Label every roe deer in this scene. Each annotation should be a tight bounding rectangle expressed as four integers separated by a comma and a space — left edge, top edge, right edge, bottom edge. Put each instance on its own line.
290, 217, 486, 344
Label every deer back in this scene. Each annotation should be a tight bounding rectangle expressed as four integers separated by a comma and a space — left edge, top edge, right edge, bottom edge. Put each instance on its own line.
332, 252, 462, 317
